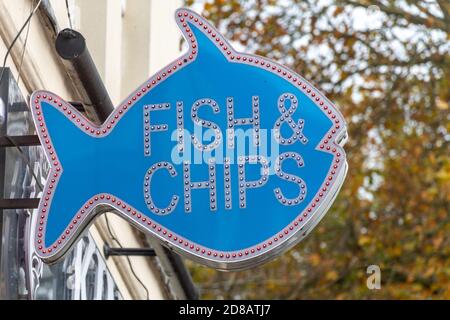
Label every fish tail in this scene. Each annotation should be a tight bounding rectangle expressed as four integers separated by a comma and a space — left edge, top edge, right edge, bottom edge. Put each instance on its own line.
30, 90, 104, 262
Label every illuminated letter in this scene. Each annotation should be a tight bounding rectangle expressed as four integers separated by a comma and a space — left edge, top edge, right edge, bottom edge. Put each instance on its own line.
144, 161, 179, 215
273, 152, 307, 206
143, 103, 170, 156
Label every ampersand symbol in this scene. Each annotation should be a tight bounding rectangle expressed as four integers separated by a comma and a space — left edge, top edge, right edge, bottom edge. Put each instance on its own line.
273, 93, 308, 145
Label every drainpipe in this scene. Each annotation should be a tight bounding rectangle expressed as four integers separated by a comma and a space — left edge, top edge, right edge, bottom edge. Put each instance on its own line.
163, 247, 200, 300
55, 29, 114, 122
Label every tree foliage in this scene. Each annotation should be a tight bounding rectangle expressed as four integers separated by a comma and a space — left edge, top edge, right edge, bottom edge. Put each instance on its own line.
184, 0, 450, 299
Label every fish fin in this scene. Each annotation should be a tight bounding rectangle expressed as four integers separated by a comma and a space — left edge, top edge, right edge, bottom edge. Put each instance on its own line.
175, 8, 237, 63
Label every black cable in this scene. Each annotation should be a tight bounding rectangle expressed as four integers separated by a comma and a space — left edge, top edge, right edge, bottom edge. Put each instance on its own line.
65, 0, 73, 29
0, 0, 45, 195
17, 0, 35, 85
0, 0, 42, 84
3, 136, 43, 192
104, 213, 150, 300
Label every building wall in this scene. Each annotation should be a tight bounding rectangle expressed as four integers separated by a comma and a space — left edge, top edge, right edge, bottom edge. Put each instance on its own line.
0, 0, 185, 300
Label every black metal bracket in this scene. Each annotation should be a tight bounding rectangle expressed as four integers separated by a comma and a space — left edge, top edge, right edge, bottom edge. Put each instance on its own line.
0, 100, 85, 148
0, 135, 40, 147
0, 198, 40, 210
0, 134, 41, 210
103, 243, 156, 260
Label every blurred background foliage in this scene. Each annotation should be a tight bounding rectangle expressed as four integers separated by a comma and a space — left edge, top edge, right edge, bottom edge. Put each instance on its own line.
184, 0, 450, 299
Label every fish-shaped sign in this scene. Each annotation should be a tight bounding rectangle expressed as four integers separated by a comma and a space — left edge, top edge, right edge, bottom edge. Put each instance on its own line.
30, 8, 347, 270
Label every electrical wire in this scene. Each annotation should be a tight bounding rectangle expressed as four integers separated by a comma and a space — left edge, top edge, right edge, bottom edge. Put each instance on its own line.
104, 213, 150, 300
0, 0, 43, 194
65, 0, 73, 29
16, 0, 35, 86
0, 0, 42, 84
3, 136, 43, 191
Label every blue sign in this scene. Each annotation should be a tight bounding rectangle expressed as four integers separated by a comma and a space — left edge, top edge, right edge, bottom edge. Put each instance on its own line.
30, 8, 347, 270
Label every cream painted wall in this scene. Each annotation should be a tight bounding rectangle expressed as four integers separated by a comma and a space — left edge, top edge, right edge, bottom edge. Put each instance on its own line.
149, 0, 183, 75
74, 0, 108, 77
0, 0, 74, 98
0, 0, 185, 300
120, 0, 152, 98
104, 0, 123, 104
72, 0, 183, 104
120, 0, 185, 97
